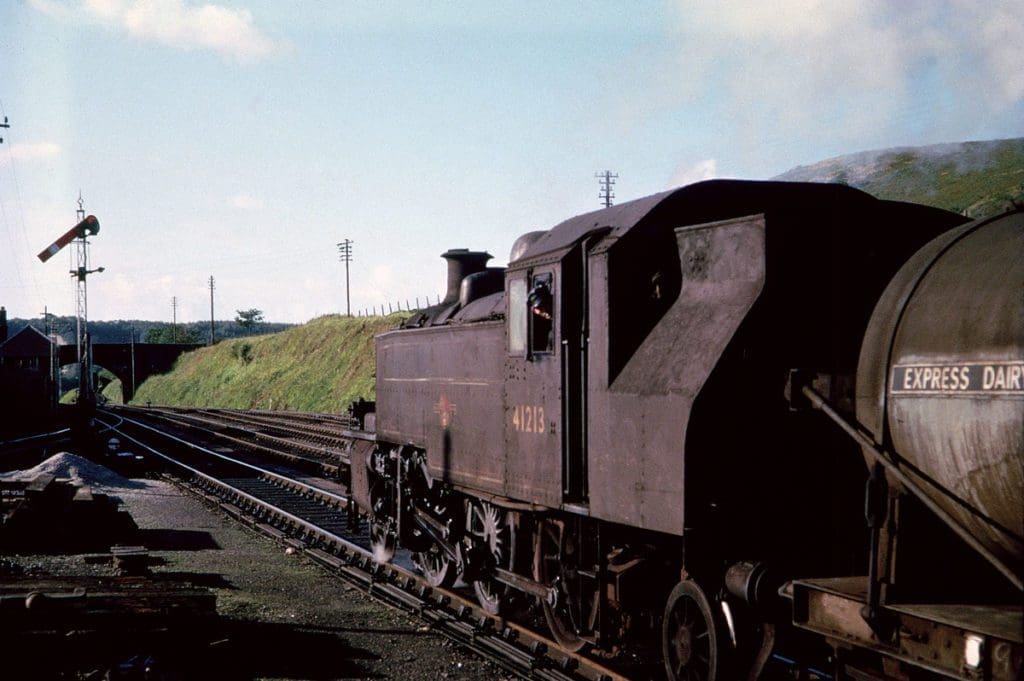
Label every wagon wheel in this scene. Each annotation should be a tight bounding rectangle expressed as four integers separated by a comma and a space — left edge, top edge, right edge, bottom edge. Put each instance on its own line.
533, 517, 598, 652
467, 500, 516, 614
662, 580, 724, 681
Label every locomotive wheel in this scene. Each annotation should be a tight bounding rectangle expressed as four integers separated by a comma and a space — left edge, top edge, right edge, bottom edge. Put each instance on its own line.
369, 514, 396, 564
467, 500, 516, 614
411, 495, 458, 588
533, 517, 598, 652
662, 580, 723, 681
367, 448, 397, 564
414, 542, 456, 588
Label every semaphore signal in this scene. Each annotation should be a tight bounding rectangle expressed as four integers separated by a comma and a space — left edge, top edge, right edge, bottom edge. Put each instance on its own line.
36, 196, 104, 406
37, 215, 99, 262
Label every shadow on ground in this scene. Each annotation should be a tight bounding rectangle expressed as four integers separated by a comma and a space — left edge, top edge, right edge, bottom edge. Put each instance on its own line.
137, 527, 220, 550
210, 619, 387, 679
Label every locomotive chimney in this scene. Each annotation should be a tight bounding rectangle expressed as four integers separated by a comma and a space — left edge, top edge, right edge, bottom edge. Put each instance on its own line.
440, 249, 492, 305
0, 306, 7, 344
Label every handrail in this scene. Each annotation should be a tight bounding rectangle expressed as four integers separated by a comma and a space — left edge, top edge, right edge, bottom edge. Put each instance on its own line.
801, 384, 1022, 592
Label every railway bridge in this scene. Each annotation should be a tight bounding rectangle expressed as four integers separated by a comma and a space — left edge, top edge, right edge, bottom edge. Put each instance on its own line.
58, 342, 201, 401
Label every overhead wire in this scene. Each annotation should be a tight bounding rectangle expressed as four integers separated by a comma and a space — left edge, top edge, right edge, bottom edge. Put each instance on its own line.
0, 98, 46, 314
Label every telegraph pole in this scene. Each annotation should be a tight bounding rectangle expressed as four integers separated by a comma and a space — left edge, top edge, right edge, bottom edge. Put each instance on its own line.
130, 325, 136, 400
40, 306, 58, 413
337, 239, 353, 317
208, 276, 216, 345
172, 296, 178, 342
596, 171, 618, 208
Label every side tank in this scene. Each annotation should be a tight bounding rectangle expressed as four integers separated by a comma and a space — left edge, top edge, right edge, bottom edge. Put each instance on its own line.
856, 210, 1024, 574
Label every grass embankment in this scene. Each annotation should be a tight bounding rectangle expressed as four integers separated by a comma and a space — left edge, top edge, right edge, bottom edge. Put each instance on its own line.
130, 314, 407, 412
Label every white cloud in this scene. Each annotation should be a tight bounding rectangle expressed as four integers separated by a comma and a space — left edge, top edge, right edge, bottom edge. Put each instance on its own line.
4, 142, 61, 162
645, 1, 1024, 172
28, 0, 74, 20
669, 3, 915, 136
48, 0, 286, 63
346, 263, 425, 314
3, 140, 61, 161
971, 1, 1024, 108
228, 194, 262, 210
97, 272, 193, 321
370, 264, 394, 292
668, 159, 717, 188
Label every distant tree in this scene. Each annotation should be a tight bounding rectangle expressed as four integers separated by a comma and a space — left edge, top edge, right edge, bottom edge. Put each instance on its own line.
235, 308, 264, 330
9, 316, 292, 344
144, 325, 201, 344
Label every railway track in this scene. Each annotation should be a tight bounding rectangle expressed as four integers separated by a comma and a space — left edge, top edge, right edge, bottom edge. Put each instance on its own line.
96, 408, 633, 681
123, 406, 347, 479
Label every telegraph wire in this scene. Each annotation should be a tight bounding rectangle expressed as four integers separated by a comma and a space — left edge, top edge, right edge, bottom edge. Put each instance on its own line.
0, 100, 45, 313
0, 103, 38, 313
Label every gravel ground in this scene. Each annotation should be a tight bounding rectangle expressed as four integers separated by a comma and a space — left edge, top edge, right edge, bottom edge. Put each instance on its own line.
4, 454, 514, 680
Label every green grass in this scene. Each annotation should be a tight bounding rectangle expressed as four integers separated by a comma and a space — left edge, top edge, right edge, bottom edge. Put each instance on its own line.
130, 314, 407, 412
775, 138, 1024, 219
857, 140, 1024, 218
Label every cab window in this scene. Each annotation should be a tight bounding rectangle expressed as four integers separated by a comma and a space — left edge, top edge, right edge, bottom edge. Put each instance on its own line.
508, 277, 527, 355
528, 273, 554, 354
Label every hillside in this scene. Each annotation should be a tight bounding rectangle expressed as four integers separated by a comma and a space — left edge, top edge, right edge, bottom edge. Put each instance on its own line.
774, 138, 1024, 218
129, 314, 405, 412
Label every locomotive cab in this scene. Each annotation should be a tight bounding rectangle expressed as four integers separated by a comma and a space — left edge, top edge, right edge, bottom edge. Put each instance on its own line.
504, 248, 588, 507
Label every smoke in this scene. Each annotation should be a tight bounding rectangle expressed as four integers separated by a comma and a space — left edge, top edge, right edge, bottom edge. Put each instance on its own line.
668, 159, 718, 188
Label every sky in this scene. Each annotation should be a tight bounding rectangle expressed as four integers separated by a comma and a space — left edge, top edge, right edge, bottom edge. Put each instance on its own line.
1, 0, 1022, 325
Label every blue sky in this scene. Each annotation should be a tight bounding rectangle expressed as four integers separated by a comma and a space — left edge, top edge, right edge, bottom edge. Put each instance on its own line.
2, 1, 1022, 325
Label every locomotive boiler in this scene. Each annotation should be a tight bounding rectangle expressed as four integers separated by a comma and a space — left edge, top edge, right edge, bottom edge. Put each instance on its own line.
351, 179, 1022, 680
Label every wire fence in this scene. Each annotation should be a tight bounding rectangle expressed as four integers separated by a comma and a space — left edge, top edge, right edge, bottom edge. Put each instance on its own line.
354, 294, 442, 317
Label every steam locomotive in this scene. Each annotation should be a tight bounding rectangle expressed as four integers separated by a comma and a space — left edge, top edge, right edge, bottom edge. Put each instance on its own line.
345, 180, 1022, 680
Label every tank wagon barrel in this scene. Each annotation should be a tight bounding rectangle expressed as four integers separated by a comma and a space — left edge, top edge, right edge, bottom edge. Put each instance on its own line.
857, 210, 1023, 577
789, 209, 1023, 681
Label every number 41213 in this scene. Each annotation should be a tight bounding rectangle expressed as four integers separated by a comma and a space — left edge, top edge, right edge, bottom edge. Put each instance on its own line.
511, 405, 546, 434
